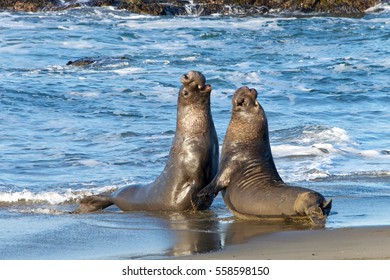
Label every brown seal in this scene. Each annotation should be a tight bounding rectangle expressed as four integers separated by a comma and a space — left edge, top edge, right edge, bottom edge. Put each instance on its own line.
198, 86, 331, 226
75, 71, 219, 213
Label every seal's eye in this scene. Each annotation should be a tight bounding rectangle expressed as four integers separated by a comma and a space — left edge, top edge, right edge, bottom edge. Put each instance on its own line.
183, 90, 189, 97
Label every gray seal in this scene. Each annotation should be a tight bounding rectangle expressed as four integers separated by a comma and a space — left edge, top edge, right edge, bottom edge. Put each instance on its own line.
75, 71, 219, 213
198, 86, 331, 226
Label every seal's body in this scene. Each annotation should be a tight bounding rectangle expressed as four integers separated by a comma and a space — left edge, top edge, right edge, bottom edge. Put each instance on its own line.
199, 86, 331, 226
75, 71, 218, 213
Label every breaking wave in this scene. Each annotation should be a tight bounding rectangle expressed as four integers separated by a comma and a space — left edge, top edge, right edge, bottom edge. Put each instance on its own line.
0, 185, 118, 206
272, 126, 390, 182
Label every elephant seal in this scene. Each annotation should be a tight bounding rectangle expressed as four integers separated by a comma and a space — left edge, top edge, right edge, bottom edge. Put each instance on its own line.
198, 86, 331, 226
75, 70, 219, 213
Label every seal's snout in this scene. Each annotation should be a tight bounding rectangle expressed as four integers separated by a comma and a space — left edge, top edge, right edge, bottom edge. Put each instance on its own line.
180, 70, 208, 95
180, 74, 189, 84
199, 84, 212, 94
233, 86, 259, 108
234, 96, 247, 107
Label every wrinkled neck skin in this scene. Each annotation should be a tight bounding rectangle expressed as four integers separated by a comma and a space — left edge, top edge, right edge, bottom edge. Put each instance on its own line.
176, 100, 212, 137
223, 112, 283, 183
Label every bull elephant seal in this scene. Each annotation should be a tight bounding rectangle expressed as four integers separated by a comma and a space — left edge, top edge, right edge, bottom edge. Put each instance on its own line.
198, 86, 331, 226
75, 70, 219, 213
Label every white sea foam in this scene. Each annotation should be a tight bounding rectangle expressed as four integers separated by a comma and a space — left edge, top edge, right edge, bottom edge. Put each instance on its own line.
275, 151, 333, 182
366, 3, 390, 14
272, 144, 336, 158
13, 208, 65, 215
271, 125, 390, 182
0, 185, 118, 205
332, 63, 349, 72
272, 143, 390, 162
112, 67, 143, 76
118, 17, 289, 32
61, 41, 94, 49
294, 85, 314, 92
0, 45, 30, 55
57, 25, 79, 31
181, 56, 197, 62
143, 59, 170, 65
67, 91, 100, 98
78, 159, 102, 167
299, 127, 352, 145
226, 71, 261, 86
0, 189, 76, 205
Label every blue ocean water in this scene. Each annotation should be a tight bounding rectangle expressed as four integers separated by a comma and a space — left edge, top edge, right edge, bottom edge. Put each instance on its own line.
0, 4, 390, 259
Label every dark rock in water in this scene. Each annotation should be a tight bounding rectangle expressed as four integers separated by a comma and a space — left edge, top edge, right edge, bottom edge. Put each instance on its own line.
67, 58, 96, 67
289, 0, 380, 14
66, 56, 132, 67
119, 0, 168, 16
0, 0, 381, 15
0, 0, 60, 12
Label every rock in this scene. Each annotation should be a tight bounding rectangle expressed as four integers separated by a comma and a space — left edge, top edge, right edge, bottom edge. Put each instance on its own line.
0, 0, 60, 12
0, 0, 382, 15
66, 58, 96, 67
66, 56, 132, 67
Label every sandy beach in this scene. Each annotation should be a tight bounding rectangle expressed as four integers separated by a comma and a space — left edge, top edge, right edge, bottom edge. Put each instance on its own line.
179, 226, 390, 260
1, 202, 390, 260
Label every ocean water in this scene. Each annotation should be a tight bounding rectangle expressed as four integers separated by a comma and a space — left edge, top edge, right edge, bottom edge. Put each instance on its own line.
0, 4, 390, 259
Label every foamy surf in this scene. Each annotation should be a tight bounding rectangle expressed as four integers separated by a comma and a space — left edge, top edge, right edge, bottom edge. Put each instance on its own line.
271, 125, 390, 182
10, 208, 67, 215
0, 185, 118, 206
366, 3, 390, 14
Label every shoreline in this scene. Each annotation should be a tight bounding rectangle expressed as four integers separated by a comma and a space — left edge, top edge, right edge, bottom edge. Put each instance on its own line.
0, 0, 381, 16
177, 225, 390, 260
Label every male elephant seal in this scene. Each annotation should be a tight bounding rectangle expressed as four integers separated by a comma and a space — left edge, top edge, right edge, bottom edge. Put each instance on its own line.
198, 86, 331, 226
75, 71, 219, 213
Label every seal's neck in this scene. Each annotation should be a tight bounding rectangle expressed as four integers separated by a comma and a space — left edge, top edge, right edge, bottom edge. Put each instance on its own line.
224, 122, 282, 182
224, 114, 275, 162
176, 103, 212, 136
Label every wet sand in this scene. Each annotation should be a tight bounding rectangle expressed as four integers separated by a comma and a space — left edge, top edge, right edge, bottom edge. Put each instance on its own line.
180, 226, 390, 260
2, 197, 390, 260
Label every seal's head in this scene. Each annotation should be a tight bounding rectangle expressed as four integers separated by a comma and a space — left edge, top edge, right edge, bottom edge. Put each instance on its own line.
226, 86, 268, 144
179, 70, 212, 106
176, 71, 213, 134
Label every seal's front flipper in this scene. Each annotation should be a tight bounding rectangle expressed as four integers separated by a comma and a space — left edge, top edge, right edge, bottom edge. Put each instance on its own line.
193, 189, 214, 211
198, 160, 233, 200
198, 176, 227, 201
197, 182, 221, 198
73, 195, 113, 214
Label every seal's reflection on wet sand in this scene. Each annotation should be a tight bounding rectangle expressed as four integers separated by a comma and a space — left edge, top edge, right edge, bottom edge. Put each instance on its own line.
88, 204, 313, 259
164, 212, 310, 258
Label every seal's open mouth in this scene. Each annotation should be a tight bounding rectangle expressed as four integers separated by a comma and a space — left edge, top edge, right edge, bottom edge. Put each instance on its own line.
233, 86, 258, 108
236, 97, 247, 107
199, 84, 212, 94
198, 84, 206, 91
